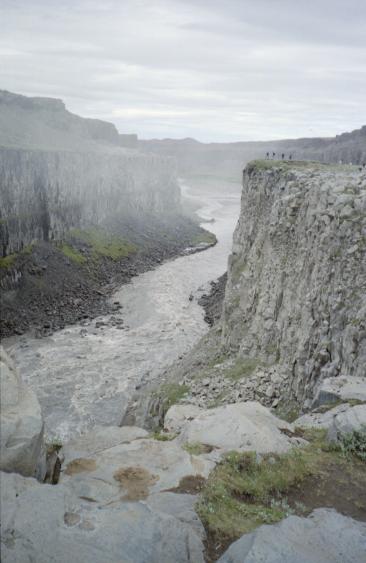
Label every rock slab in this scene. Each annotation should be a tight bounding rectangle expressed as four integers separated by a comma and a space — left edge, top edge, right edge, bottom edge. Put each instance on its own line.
218, 508, 366, 563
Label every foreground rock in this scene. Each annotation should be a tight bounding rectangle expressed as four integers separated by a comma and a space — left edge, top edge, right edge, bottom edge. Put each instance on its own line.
295, 402, 366, 441
165, 402, 305, 456
61, 426, 214, 506
0, 347, 44, 478
312, 376, 366, 408
0, 471, 205, 563
218, 508, 366, 563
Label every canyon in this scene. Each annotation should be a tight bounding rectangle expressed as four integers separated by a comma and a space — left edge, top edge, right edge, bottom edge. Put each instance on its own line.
1, 92, 366, 562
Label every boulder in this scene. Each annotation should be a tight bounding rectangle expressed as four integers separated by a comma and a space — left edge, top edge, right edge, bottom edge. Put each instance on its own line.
218, 508, 366, 563
0, 471, 205, 563
312, 376, 366, 408
166, 402, 305, 455
295, 403, 366, 442
164, 404, 203, 434
327, 404, 366, 441
294, 403, 353, 430
0, 347, 44, 478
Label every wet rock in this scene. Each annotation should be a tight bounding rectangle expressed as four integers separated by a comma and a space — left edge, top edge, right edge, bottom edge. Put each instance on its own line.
0, 347, 44, 478
218, 508, 366, 563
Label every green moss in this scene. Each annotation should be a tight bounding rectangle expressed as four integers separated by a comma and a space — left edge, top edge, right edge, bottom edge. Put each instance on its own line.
223, 357, 263, 381
70, 228, 137, 260
0, 254, 17, 269
191, 230, 217, 246
59, 243, 86, 265
0, 244, 34, 269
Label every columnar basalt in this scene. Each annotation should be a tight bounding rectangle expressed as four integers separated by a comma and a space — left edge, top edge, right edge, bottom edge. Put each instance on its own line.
221, 161, 366, 404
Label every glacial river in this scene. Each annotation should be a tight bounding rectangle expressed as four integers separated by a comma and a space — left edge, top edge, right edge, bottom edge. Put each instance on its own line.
6, 179, 241, 441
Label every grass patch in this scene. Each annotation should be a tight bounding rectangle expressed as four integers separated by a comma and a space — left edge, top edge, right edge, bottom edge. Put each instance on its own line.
191, 230, 217, 246
223, 357, 263, 381
59, 243, 86, 265
196, 428, 366, 554
0, 244, 34, 269
156, 383, 190, 410
197, 448, 313, 540
183, 442, 214, 455
337, 426, 366, 461
70, 228, 137, 260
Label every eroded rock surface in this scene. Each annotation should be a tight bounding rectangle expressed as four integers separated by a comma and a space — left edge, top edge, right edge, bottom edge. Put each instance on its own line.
0, 347, 44, 478
0, 471, 205, 563
165, 402, 305, 457
218, 508, 366, 563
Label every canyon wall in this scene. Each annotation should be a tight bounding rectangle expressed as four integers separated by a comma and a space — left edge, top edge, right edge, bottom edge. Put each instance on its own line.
0, 91, 180, 256
221, 161, 366, 404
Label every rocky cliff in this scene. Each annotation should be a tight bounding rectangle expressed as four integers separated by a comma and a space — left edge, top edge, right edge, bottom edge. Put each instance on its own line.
160, 161, 366, 416
0, 146, 179, 256
221, 161, 366, 404
0, 91, 180, 257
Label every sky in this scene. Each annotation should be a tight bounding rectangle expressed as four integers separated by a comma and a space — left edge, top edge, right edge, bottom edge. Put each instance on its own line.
1, 0, 365, 142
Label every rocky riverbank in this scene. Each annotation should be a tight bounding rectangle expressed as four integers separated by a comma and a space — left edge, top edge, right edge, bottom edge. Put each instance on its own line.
0, 216, 216, 338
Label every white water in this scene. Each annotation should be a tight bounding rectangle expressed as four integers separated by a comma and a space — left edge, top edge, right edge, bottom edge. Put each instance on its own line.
6, 179, 241, 441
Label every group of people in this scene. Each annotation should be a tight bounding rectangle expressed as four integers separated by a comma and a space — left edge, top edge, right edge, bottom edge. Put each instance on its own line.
265, 152, 292, 160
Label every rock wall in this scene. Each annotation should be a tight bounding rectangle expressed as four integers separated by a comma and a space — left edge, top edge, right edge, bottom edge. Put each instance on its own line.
0, 90, 181, 256
0, 147, 179, 256
221, 161, 366, 404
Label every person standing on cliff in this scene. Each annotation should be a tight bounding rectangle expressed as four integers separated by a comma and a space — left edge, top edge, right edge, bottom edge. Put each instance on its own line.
272, 152, 276, 159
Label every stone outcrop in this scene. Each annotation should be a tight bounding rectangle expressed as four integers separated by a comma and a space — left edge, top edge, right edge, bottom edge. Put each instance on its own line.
1, 423, 212, 562
164, 402, 305, 457
0, 347, 44, 477
218, 508, 366, 563
295, 403, 366, 441
220, 161, 366, 406
312, 376, 366, 407
0, 471, 205, 563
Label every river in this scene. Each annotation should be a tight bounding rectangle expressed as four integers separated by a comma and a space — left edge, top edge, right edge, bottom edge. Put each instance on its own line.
5, 179, 241, 442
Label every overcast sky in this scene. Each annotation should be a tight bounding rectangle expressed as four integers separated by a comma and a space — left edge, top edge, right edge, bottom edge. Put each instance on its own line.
1, 0, 365, 142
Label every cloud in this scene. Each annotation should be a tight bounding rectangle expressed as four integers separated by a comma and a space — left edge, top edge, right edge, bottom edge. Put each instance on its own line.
0, 0, 365, 141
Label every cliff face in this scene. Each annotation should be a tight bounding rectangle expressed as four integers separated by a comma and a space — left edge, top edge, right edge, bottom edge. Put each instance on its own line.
221, 161, 366, 403
0, 91, 179, 256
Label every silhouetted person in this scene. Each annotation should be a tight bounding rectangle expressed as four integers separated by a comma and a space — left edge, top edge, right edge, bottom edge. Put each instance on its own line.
289, 154, 292, 160
272, 152, 276, 159
266, 152, 270, 159
281, 153, 285, 160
